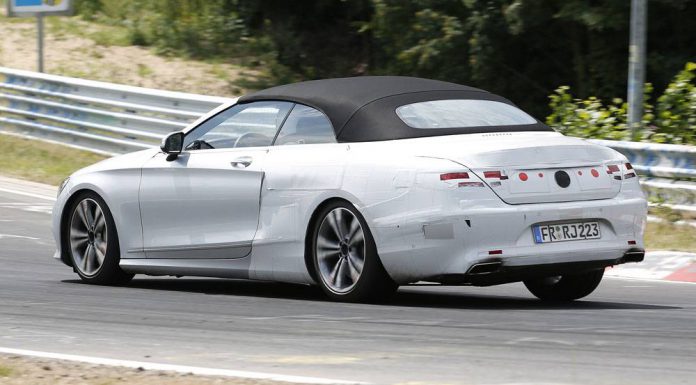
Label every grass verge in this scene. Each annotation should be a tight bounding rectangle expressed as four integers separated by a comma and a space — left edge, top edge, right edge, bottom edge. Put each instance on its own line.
0, 134, 107, 186
0, 364, 13, 377
644, 221, 696, 252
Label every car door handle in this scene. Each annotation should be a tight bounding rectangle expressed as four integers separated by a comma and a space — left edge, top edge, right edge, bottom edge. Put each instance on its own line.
230, 157, 253, 168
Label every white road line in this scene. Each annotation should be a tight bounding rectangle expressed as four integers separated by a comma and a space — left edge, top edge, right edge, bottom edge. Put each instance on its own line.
0, 347, 364, 385
0, 203, 53, 213
606, 276, 696, 285
0, 187, 56, 202
0, 234, 40, 240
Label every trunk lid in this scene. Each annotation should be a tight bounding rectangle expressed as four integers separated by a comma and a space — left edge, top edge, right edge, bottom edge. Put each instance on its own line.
415, 132, 624, 204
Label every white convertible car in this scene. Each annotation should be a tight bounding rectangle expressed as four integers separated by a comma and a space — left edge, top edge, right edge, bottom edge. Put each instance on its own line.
52, 77, 647, 302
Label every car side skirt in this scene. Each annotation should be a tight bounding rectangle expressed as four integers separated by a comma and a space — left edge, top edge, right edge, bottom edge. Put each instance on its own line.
120, 257, 251, 279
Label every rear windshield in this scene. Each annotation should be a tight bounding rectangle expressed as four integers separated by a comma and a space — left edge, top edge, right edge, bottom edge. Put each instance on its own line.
395, 99, 537, 129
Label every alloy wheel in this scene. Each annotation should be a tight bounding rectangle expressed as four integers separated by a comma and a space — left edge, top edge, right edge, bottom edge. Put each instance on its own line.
69, 198, 108, 277
316, 208, 366, 294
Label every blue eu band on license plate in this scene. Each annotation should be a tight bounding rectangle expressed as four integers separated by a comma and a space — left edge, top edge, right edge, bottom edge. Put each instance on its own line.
533, 221, 601, 244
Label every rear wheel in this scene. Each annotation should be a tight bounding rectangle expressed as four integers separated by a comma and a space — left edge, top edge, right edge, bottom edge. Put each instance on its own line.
524, 269, 604, 301
311, 201, 397, 302
66, 192, 133, 285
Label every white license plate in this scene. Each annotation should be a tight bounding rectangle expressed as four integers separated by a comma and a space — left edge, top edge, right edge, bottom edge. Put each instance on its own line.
533, 221, 601, 244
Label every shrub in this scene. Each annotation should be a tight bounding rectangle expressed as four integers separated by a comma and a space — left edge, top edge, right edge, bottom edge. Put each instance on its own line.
547, 62, 695, 144
75, 0, 248, 58
653, 62, 696, 144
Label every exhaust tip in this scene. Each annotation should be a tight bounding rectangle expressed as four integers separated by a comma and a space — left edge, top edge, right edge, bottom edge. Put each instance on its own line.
621, 249, 645, 263
467, 261, 503, 275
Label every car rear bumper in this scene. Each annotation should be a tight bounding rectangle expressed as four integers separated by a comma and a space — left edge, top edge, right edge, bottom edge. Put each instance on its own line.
372, 192, 648, 285
431, 248, 644, 286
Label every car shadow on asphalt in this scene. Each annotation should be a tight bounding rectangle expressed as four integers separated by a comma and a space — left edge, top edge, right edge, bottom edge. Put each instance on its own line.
63, 278, 681, 311
390, 287, 681, 310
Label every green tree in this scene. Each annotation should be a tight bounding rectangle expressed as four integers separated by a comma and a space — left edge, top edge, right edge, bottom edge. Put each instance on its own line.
73, 0, 696, 120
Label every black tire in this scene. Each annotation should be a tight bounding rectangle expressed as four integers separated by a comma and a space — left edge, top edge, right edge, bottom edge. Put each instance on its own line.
524, 269, 604, 301
310, 201, 398, 302
65, 191, 134, 285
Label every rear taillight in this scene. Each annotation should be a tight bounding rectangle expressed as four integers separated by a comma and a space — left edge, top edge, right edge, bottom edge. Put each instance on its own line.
623, 162, 637, 179
607, 164, 620, 174
440, 172, 484, 187
483, 171, 508, 180
606, 163, 624, 180
440, 172, 469, 181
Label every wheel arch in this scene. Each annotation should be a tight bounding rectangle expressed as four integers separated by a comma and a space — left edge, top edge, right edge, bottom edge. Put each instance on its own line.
301, 195, 399, 301
301, 192, 391, 284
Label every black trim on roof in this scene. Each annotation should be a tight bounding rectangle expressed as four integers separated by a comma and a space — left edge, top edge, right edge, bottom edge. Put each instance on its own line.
238, 76, 552, 142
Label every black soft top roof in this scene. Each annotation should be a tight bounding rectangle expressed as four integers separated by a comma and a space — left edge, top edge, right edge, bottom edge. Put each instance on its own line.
239, 76, 551, 142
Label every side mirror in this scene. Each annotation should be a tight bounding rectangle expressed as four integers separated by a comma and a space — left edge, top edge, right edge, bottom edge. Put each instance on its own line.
161, 132, 184, 161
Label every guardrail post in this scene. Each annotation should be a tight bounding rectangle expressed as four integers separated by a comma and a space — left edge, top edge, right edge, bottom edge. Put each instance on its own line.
37, 14, 45, 73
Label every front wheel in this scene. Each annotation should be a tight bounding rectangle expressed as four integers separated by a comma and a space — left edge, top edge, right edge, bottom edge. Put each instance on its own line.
524, 269, 604, 301
311, 201, 397, 302
66, 192, 133, 285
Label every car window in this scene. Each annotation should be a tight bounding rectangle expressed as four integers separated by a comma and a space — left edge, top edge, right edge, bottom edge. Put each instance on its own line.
395, 99, 537, 129
184, 101, 293, 150
274, 104, 336, 146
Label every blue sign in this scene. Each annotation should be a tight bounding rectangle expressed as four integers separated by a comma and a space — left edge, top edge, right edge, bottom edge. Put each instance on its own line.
7, 0, 72, 17
16, 0, 44, 6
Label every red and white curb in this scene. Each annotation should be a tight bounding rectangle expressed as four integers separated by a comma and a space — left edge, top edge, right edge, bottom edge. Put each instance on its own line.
606, 251, 696, 283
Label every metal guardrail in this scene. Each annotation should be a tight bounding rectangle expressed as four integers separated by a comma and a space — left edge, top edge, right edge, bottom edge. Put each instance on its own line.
0, 66, 694, 211
588, 139, 696, 179
588, 139, 696, 212
0, 67, 233, 155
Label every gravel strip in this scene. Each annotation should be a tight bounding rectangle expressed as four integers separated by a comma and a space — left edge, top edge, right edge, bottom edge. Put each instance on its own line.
0, 354, 308, 385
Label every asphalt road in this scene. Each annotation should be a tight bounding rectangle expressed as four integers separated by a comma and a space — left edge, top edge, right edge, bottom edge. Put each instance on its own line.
1, 187, 695, 385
